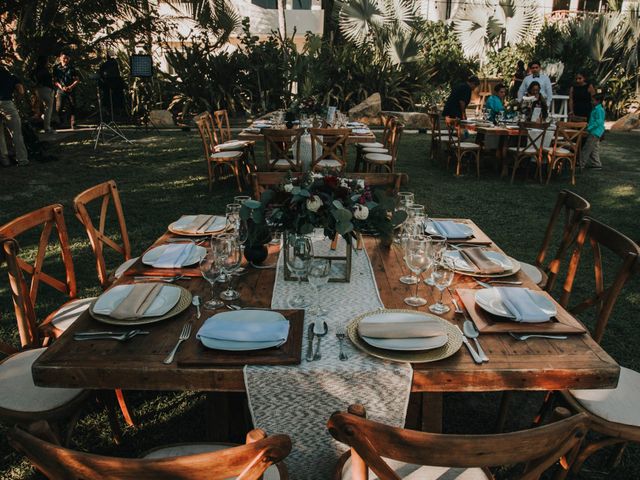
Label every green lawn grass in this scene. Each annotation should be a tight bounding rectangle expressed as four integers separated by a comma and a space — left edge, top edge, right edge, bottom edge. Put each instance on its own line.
1, 129, 639, 479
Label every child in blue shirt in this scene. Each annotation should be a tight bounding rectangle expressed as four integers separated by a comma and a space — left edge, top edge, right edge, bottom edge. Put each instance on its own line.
581, 93, 605, 169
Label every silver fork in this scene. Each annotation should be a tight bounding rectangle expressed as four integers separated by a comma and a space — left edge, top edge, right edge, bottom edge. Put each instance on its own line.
336, 326, 348, 361
163, 323, 192, 364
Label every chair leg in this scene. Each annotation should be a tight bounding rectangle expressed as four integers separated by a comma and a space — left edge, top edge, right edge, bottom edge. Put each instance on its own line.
546, 156, 554, 184
115, 389, 135, 427
510, 156, 519, 184
233, 161, 243, 192
569, 437, 628, 477
475, 151, 480, 178
98, 390, 123, 445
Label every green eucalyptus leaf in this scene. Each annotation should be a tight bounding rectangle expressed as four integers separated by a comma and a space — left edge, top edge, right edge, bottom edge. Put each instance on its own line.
260, 189, 275, 206
245, 199, 262, 209
391, 210, 408, 226
336, 221, 353, 236
300, 222, 315, 234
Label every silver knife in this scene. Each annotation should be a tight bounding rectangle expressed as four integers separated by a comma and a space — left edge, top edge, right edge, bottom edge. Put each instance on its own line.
305, 322, 315, 362
456, 326, 483, 364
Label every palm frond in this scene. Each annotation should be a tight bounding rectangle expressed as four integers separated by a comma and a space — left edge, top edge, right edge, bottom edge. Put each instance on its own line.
380, 0, 418, 33
385, 28, 421, 65
337, 0, 385, 46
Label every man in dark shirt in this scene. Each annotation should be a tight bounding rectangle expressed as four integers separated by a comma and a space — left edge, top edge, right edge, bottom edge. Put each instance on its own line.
442, 75, 481, 120
53, 52, 80, 129
0, 64, 29, 166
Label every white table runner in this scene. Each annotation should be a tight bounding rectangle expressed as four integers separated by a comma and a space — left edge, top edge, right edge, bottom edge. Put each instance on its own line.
244, 237, 413, 479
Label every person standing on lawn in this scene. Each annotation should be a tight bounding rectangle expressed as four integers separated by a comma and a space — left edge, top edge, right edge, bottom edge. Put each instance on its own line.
33, 55, 56, 133
569, 71, 596, 121
442, 75, 481, 120
53, 51, 80, 129
581, 93, 605, 170
0, 63, 29, 166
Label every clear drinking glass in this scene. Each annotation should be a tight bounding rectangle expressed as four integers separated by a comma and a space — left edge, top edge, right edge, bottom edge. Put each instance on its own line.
218, 235, 242, 301
233, 195, 251, 205
286, 233, 313, 308
225, 203, 241, 232
398, 228, 418, 285
424, 235, 447, 286
199, 253, 224, 309
307, 258, 330, 316
404, 237, 430, 307
429, 258, 455, 314
397, 192, 414, 211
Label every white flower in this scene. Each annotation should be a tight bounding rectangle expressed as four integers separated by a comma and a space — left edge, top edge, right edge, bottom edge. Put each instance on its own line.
284, 183, 293, 192
353, 204, 369, 220
306, 195, 323, 212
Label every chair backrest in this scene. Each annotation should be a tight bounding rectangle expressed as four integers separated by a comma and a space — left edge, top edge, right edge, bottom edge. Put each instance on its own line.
310, 127, 350, 172
559, 217, 640, 343
250, 172, 409, 200
328, 404, 589, 480
515, 121, 550, 154
550, 121, 587, 156
195, 112, 220, 161
386, 122, 404, 163
8, 424, 292, 480
74, 180, 132, 289
444, 117, 463, 149
0, 205, 76, 348
263, 128, 304, 171
534, 190, 591, 292
213, 109, 232, 143
379, 114, 395, 148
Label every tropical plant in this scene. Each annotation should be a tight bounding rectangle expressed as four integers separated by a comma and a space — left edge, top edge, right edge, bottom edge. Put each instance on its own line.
452, 0, 542, 63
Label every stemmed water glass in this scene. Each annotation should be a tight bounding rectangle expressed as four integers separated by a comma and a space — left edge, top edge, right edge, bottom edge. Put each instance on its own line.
286, 233, 313, 308
225, 203, 241, 232
429, 258, 455, 314
217, 234, 242, 301
424, 235, 446, 286
199, 252, 224, 309
404, 236, 430, 307
233, 195, 251, 205
307, 258, 330, 316
397, 192, 414, 211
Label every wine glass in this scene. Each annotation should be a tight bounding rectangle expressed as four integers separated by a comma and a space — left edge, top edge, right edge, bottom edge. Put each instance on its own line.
404, 237, 430, 307
286, 233, 313, 308
429, 258, 455, 314
233, 195, 251, 205
218, 234, 242, 301
225, 203, 241, 232
398, 229, 418, 285
397, 192, 414, 211
307, 258, 330, 316
199, 253, 223, 309
424, 235, 446, 286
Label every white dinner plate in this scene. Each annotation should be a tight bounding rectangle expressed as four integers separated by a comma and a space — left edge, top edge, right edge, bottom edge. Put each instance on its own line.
197, 310, 288, 351
347, 122, 365, 127
444, 250, 521, 277
359, 310, 448, 351
92, 284, 181, 317
141, 244, 206, 268
352, 128, 370, 135
168, 215, 226, 235
425, 221, 474, 239
475, 288, 557, 319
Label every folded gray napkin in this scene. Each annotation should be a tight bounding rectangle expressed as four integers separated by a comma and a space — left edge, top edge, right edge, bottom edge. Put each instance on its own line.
358, 318, 445, 339
496, 287, 551, 323
431, 221, 472, 239
109, 284, 164, 320
460, 248, 504, 274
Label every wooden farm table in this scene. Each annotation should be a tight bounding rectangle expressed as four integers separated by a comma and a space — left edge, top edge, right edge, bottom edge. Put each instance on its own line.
238, 129, 377, 145
473, 126, 523, 175
33, 220, 619, 431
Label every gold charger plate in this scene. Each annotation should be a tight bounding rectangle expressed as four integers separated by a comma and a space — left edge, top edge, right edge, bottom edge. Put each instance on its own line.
88, 285, 192, 326
446, 251, 522, 279
347, 309, 463, 363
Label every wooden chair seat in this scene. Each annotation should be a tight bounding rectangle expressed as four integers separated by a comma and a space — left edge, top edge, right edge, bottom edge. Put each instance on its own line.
45, 297, 95, 333
356, 142, 384, 148
339, 455, 489, 480
459, 142, 480, 150
508, 146, 538, 155
542, 146, 572, 156
316, 158, 344, 169
440, 136, 458, 143
0, 348, 85, 413
569, 366, 640, 427
210, 150, 243, 161
362, 147, 389, 154
518, 261, 547, 288
272, 159, 295, 170
364, 153, 392, 163
143, 442, 284, 479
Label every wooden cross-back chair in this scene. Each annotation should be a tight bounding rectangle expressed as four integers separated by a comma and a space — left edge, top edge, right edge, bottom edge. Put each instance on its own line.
213, 109, 233, 144
354, 114, 395, 172
74, 180, 136, 290
9, 422, 292, 480
519, 189, 591, 291
534, 217, 640, 479
263, 128, 304, 171
327, 404, 589, 480
363, 121, 404, 173
310, 127, 350, 173
212, 108, 256, 165
444, 117, 481, 177
506, 121, 550, 183
543, 121, 586, 185
428, 111, 451, 162
195, 112, 245, 192
250, 172, 409, 200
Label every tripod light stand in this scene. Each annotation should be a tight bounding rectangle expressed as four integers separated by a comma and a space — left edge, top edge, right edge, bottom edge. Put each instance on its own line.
92, 83, 132, 149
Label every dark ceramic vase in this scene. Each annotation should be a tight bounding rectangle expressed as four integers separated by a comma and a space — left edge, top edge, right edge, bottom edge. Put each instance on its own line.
244, 244, 269, 264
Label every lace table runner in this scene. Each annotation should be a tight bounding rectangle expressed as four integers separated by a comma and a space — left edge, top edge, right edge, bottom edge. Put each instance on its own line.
244, 237, 413, 479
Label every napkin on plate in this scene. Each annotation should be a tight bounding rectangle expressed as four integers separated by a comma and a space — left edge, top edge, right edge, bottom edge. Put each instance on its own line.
460, 247, 504, 274
109, 283, 164, 320
358, 317, 445, 339
496, 287, 551, 323
431, 220, 472, 239
197, 314, 290, 343
185, 215, 213, 234
152, 243, 195, 268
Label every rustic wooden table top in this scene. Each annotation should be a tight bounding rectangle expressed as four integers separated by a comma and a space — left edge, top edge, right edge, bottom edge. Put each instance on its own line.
238, 130, 377, 144
33, 220, 619, 393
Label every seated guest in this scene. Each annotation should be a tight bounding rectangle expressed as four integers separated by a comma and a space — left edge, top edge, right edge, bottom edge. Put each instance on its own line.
442, 75, 481, 120
517, 60, 553, 109
523, 81, 548, 121
484, 83, 506, 123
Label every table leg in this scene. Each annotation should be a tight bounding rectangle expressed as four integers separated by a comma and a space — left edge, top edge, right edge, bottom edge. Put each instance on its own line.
205, 392, 251, 443
499, 136, 509, 177
421, 392, 443, 433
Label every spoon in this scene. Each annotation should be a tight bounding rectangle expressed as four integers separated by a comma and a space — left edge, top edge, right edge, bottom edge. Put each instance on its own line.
463, 320, 489, 362
312, 321, 329, 361
192, 296, 201, 319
